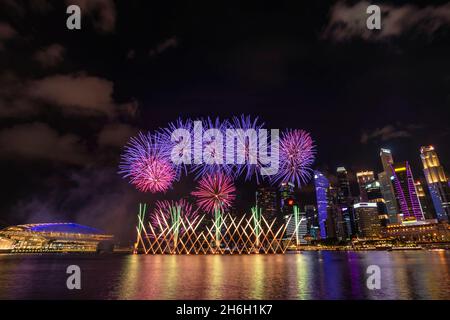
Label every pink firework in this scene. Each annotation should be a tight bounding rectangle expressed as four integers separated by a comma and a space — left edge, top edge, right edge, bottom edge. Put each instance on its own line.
119, 132, 176, 193
150, 199, 199, 231
192, 173, 236, 213
271, 129, 315, 187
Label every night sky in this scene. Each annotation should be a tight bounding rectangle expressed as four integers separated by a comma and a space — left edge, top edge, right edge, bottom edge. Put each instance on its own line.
1, 0, 450, 241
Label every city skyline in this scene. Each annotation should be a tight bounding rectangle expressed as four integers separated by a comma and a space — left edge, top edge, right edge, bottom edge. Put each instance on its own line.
1, 0, 450, 243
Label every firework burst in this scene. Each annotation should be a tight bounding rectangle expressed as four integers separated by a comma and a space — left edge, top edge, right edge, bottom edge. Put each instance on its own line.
271, 129, 315, 187
119, 132, 177, 193
150, 199, 199, 232
156, 118, 195, 177
192, 173, 236, 213
190, 117, 233, 179
229, 114, 267, 183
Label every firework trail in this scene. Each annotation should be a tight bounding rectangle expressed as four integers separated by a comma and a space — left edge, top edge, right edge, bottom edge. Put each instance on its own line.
192, 172, 236, 213
271, 129, 315, 187
119, 132, 177, 193
150, 199, 199, 232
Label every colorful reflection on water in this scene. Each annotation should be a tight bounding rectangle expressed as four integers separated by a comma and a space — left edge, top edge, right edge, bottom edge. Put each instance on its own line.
0, 251, 448, 299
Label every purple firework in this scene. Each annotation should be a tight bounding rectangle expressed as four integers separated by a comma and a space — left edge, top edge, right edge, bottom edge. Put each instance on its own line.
150, 199, 199, 232
271, 129, 315, 187
229, 115, 267, 183
190, 117, 233, 179
156, 118, 195, 177
119, 132, 178, 193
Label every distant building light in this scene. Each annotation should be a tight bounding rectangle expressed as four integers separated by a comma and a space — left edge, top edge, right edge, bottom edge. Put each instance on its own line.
354, 202, 378, 209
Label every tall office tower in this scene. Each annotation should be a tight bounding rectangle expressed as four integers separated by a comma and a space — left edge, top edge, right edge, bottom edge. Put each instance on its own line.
327, 185, 346, 240
379, 148, 399, 223
337, 167, 352, 205
304, 205, 320, 239
415, 179, 436, 220
336, 167, 355, 238
391, 162, 424, 221
365, 180, 389, 225
366, 180, 383, 200
285, 211, 307, 244
256, 185, 278, 221
420, 146, 450, 222
353, 203, 382, 239
356, 171, 375, 202
314, 171, 329, 239
279, 182, 296, 218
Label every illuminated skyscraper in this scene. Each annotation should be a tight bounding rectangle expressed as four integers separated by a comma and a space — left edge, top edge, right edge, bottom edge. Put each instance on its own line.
415, 179, 435, 220
356, 171, 375, 202
365, 180, 389, 225
279, 182, 296, 217
314, 171, 329, 239
256, 185, 278, 221
379, 148, 399, 223
304, 205, 320, 239
353, 203, 381, 239
420, 146, 450, 222
336, 167, 355, 238
391, 162, 424, 221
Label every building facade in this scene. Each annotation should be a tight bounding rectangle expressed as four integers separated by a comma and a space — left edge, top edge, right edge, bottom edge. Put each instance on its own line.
314, 171, 329, 239
353, 202, 382, 239
415, 179, 436, 220
356, 171, 375, 202
0, 223, 113, 253
420, 145, 450, 222
379, 148, 399, 223
391, 162, 424, 222
256, 185, 279, 221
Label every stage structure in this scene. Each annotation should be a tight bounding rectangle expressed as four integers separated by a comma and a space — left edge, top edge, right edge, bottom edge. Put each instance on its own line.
134, 203, 300, 254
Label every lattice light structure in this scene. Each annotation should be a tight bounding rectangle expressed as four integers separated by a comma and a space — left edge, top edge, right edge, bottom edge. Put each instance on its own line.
134, 204, 298, 254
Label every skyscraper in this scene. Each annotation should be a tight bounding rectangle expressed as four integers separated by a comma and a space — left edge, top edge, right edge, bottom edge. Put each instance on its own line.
365, 180, 389, 226
314, 171, 329, 239
391, 162, 424, 222
420, 146, 450, 222
353, 203, 382, 239
379, 148, 399, 223
415, 179, 436, 220
279, 182, 296, 218
328, 185, 346, 240
304, 205, 320, 239
256, 185, 278, 221
336, 167, 355, 238
356, 171, 375, 202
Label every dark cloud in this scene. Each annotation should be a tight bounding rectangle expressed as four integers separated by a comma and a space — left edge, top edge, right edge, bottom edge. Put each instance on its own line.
98, 123, 138, 148
0, 122, 89, 165
323, 1, 450, 41
33, 43, 65, 68
149, 37, 179, 57
0, 22, 16, 50
360, 124, 424, 144
0, 72, 137, 119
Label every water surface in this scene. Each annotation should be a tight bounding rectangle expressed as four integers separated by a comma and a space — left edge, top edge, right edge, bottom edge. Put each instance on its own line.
0, 251, 448, 299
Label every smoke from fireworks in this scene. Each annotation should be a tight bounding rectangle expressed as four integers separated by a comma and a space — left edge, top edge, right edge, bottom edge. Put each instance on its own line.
119, 132, 177, 193
271, 129, 315, 187
192, 173, 236, 213
150, 199, 199, 231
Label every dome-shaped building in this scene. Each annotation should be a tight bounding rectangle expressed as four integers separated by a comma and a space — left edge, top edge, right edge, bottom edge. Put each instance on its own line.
0, 223, 113, 253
